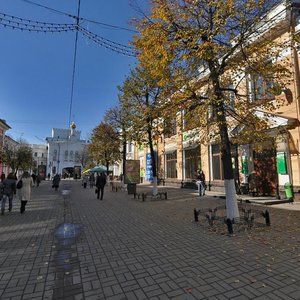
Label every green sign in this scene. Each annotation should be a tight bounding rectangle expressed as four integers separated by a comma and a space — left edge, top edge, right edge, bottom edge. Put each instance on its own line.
277, 152, 287, 174
241, 156, 248, 174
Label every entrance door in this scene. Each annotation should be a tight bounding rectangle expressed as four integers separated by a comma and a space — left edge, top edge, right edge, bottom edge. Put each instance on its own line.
253, 149, 277, 196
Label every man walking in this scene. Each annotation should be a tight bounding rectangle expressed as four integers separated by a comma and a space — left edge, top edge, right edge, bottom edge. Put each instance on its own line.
96, 173, 107, 200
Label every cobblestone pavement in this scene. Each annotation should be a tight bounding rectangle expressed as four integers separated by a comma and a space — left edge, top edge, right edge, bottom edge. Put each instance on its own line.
0, 180, 299, 300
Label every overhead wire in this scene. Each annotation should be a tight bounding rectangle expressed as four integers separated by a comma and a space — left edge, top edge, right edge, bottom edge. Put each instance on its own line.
68, 0, 81, 130
20, 0, 138, 33
0, 12, 77, 32
0, 10, 137, 56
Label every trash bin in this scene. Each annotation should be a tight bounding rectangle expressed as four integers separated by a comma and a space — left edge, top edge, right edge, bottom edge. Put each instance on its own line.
284, 182, 293, 200
127, 183, 137, 195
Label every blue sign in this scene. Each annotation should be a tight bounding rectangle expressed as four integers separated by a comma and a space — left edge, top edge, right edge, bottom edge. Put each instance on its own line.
145, 153, 153, 181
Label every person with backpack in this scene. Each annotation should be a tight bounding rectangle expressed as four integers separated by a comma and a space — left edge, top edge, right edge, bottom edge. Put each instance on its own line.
1, 173, 16, 215
17, 171, 34, 214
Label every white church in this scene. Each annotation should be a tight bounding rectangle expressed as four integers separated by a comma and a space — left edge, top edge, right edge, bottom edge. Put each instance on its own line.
46, 122, 88, 178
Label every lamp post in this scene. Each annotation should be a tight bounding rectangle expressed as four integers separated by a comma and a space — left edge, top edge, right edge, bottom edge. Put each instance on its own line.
57, 141, 61, 175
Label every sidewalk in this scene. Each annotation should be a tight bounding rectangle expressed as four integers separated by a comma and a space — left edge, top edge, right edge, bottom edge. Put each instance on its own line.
132, 182, 300, 211
0, 180, 299, 299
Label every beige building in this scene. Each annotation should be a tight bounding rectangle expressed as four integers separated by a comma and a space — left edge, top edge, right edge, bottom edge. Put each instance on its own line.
136, 1, 300, 197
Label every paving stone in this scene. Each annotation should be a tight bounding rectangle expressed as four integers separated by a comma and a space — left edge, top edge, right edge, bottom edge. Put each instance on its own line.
0, 181, 300, 299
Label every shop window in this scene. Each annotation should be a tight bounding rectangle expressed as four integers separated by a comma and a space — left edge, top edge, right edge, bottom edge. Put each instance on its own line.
185, 146, 200, 179
166, 151, 177, 178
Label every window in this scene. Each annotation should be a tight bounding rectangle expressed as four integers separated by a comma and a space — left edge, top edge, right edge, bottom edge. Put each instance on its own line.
248, 73, 275, 102
212, 144, 223, 180
75, 151, 80, 162
53, 150, 57, 161
128, 142, 132, 153
42, 153, 44, 158
166, 151, 177, 178
70, 151, 74, 161
34, 152, 38, 157
185, 146, 200, 179
64, 150, 68, 161
164, 118, 177, 138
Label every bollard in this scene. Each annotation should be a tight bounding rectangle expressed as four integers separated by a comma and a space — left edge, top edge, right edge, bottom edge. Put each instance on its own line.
226, 218, 233, 234
165, 192, 168, 200
264, 210, 271, 226
194, 209, 199, 222
134, 193, 137, 199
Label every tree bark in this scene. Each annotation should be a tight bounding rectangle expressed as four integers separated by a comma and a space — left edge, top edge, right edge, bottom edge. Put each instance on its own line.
212, 75, 240, 220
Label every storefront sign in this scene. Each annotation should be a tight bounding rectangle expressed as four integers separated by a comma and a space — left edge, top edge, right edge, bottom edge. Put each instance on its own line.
241, 156, 249, 174
277, 152, 288, 174
145, 153, 153, 181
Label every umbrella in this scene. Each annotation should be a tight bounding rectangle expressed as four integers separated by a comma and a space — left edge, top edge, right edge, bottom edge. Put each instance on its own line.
82, 168, 91, 175
90, 165, 106, 173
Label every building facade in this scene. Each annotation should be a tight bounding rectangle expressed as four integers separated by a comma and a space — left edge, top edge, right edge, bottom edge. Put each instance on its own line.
46, 123, 87, 178
30, 144, 48, 179
135, 1, 300, 197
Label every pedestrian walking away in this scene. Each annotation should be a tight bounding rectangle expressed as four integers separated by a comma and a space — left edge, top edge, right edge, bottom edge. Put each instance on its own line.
36, 174, 41, 187
1, 173, 16, 215
52, 173, 60, 191
96, 172, 107, 200
17, 171, 34, 214
89, 173, 95, 188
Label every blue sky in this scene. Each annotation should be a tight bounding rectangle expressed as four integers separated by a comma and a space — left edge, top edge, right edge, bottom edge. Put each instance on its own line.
0, 0, 146, 144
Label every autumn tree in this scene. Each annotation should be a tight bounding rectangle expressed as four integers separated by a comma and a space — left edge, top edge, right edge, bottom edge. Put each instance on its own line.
104, 101, 133, 182
119, 66, 164, 195
88, 122, 121, 173
133, 0, 291, 220
0, 141, 33, 174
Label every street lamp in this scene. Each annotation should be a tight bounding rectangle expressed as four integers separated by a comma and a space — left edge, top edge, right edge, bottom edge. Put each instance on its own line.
56, 138, 61, 175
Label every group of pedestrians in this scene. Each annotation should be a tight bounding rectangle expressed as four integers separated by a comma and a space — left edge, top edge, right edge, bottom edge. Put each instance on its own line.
82, 173, 107, 200
0, 171, 34, 215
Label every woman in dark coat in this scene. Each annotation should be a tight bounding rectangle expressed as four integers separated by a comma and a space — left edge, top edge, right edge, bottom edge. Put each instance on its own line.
52, 174, 60, 191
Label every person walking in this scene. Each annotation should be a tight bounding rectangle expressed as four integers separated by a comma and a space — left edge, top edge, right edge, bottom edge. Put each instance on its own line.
196, 170, 206, 196
52, 173, 60, 191
36, 174, 41, 187
1, 173, 16, 215
31, 173, 37, 186
96, 173, 107, 200
17, 171, 34, 214
1, 172, 5, 182
89, 173, 95, 188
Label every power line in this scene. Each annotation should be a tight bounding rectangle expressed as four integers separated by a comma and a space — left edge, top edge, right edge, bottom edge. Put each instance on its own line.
78, 26, 137, 57
0, 10, 137, 56
20, 0, 138, 33
0, 12, 76, 32
68, 0, 81, 130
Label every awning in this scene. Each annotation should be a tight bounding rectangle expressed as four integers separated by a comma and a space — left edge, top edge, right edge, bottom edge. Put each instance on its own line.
254, 111, 298, 129
230, 110, 298, 137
